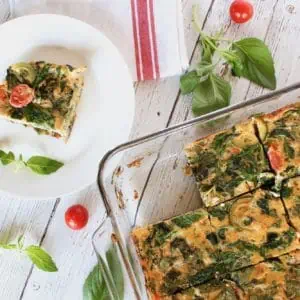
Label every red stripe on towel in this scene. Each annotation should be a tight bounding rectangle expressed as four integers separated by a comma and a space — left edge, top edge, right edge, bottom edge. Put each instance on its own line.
130, 0, 142, 80
149, 0, 160, 79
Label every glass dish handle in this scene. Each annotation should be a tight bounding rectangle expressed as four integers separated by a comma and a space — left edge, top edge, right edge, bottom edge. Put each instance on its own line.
92, 214, 122, 300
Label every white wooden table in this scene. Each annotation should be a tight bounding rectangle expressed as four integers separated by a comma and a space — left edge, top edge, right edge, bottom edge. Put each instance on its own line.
1, 0, 300, 299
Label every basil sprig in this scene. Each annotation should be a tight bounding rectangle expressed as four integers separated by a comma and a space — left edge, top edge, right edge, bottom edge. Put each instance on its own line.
83, 245, 124, 300
0, 236, 58, 272
0, 150, 63, 175
181, 5, 276, 117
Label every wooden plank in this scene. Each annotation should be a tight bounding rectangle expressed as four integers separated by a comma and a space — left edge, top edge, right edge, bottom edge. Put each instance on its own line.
21, 184, 104, 300
0, 196, 56, 300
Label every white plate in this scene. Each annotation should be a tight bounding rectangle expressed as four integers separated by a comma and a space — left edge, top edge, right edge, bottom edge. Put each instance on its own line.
0, 14, 135, 199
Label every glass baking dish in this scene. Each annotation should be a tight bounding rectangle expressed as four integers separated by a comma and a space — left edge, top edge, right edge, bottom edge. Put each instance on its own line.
93, 82, 300, 300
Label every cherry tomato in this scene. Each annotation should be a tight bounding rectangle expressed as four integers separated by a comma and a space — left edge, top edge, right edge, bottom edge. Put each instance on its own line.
65, 204, 89, 230
230, 0, 254, 24
268, 144, 284, 171
0, 86, 8, 104
10, 84, 34, 108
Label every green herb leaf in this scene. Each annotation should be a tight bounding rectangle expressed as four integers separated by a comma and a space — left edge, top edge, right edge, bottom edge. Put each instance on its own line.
83, 245, 124, 300
0, 150, 15, 165
26, 156, 63, 175
196, 61, 216, 77
231, 38, 276, 90
192, 74, 231, 116
25, 245, 58, 272
83, 264, 108, 300
180, 71, 199, 94
269, 128, 294, 140
106, 245, 124, 299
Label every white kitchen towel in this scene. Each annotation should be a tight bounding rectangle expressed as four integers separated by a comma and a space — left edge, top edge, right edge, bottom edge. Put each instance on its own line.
12, 0, 188, 81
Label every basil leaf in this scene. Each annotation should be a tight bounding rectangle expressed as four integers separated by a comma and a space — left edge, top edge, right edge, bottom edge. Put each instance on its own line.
196, 61, 215, 77
192, 74, 231, 116
83, 264, 108, 300
106, 245, 124, 299
201, 38, 217, 63
231, 38, 276, 90
83, 245, 124, 300
0, 150, 15, 165
180, 71, 199, 94
269, 128, 294, 140
25, 245, 58, 272
26, 156, 63, 175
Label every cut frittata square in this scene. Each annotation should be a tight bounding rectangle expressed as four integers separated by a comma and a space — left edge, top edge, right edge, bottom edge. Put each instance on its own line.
279, 250, 300, 299
255, 103, 300, 188
0, 61, 86, 141
231, 258, 289, 299
131, 209, 220, 298
163, 279, 244, 300
281, 177, 300, 232
208, 189, 300, 272
185, 120, 272, 207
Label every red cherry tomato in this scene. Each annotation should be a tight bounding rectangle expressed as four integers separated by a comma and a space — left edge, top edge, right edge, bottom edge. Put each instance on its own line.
0, 86, 8, 104
10, 84, 34, 108
230, 0, 254, 24
65, 204, 89, 230
268, 144, 284, 171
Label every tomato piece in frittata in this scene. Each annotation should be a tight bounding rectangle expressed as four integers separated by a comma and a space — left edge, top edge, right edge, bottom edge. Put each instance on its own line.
281, 177, 300, 232
208, 189, 300, 272
185, 120, 272, 207
255, 103, 300, 188
131, 209, 220, 298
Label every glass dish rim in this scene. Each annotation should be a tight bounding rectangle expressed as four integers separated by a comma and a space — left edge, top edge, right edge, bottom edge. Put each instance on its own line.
94, 81, 300, 299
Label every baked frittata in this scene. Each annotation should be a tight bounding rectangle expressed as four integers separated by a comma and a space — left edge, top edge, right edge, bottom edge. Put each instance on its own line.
255, 103, 300, 188
164, 279, 244, 300
0, 61, 86, 140
131, 209, 220, 298
185, 120, 272, 207
208, 189, 300, 271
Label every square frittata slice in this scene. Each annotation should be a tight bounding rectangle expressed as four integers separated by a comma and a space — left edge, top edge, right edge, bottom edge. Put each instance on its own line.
255, 103, 300, 188
185, 120, 272, 207
281, 177, 300, 232
163, 279, 244, 300
0, 61, 85, 140
208, 189, 300, 272
230, 259, 288, 299
131, 209, 220, 298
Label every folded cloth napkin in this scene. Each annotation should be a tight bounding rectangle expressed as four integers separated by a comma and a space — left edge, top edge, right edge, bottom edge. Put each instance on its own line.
13, 0, 188, 81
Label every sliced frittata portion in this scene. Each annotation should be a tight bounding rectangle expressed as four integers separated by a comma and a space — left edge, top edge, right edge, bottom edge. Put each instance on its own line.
208, 189, 300, 272
255, 103, 300, 188
185, 120, 272, 207
279, 250, 300, 299
0, 61, 86, 140
131, 209, 220, 298
164, 280, 244, 300
231, 259, 288, 299
281, 177, 300, 231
